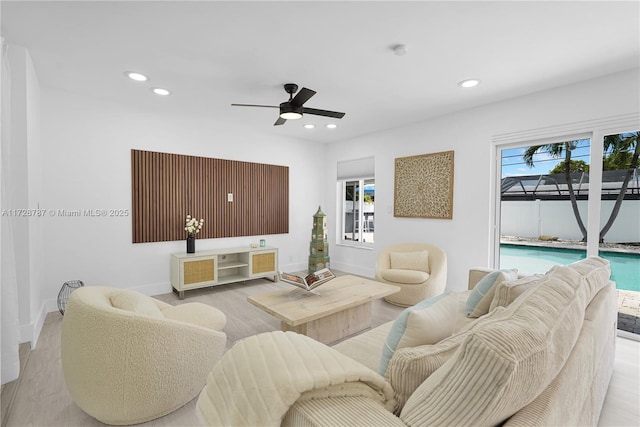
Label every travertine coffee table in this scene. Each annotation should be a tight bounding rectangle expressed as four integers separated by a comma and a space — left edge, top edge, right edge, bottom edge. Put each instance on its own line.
247, 275, 399, 344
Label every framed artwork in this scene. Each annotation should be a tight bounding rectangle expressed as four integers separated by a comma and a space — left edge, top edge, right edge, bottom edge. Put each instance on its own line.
394, 150, 454, 219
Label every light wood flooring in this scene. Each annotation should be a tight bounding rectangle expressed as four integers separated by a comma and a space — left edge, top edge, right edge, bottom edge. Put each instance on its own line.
2, 276, 639, 426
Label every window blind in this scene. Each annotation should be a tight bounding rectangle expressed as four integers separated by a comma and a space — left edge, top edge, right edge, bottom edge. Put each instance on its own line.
337, 157, 375, 180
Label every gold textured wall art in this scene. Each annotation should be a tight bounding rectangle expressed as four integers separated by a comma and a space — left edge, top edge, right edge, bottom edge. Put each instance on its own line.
394, 150, 454, 219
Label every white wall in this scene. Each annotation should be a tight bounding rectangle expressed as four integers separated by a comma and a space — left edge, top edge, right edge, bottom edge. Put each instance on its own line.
501, 200, 640, 242
326, 68, 640, 291
3, 45, 45, 346
37, 87, 325, 312
14, 47, 640, 344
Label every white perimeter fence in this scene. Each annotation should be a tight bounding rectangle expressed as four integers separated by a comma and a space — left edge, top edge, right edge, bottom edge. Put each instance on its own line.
501, 200, 640, 243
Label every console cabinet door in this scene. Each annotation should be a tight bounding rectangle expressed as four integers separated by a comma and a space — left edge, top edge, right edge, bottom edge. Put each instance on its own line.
182, 256, 217, 287
250, 250, 277, 277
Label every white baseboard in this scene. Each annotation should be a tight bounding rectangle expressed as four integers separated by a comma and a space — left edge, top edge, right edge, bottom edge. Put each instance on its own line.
20, 299, 53, 349
280, 262, 307, 274
329, 261, 375, 279
131, 281, 173, 297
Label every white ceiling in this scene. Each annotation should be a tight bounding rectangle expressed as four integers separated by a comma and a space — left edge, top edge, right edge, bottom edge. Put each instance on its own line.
2, 1, 639, 144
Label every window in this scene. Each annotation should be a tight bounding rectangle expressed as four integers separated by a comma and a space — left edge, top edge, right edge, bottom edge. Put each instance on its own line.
337, 158, 374, 247
498, 137, 591, 273
492, 124, 640, 338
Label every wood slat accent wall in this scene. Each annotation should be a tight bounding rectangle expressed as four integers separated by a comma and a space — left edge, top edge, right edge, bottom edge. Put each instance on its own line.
131, 149, 289, 243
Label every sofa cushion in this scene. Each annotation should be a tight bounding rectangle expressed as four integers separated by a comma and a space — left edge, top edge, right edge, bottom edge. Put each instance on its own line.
378, 292, 472, 375
333, 321, 394, 372
381, 269, 430, 284
389, 250, 429, 273
162, 302, 227, 331
398, 264, 597, 426
466, 269, 518, 317
566, 256, 611, 294
109, 290, 163, 318
489, 274, 545, 311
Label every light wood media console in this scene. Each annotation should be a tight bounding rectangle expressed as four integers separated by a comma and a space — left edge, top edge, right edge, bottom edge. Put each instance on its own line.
171, 246, 278, 299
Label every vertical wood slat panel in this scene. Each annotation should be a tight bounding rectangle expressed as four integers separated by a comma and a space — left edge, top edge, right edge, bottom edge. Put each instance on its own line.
131, 149, 289, 243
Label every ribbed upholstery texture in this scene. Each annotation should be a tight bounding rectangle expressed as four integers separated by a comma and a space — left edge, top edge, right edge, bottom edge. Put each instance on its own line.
197, 331, 395, 427
465, 269, 518, 317
398, 261, 610, 426
489, 274, 545, 311
386, 304, 509, 412
283, 395, 406, 427
503, 280, 616, 426
379, 291, 477, 376
61, 286, 227, 425
332, 321, 393, 371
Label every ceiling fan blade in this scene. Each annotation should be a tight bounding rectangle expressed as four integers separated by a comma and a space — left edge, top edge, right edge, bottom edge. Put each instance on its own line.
302, 107, 345, 119
231, 103, 279, 108
274, 116, 286, 126
290, 87, 316, 107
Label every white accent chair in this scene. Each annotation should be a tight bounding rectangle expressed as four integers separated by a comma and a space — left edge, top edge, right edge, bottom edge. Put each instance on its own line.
61, 286, 227, 425
375, 243, 447, 306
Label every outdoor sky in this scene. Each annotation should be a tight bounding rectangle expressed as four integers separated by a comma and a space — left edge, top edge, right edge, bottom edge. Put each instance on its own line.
501, 139, 591, 178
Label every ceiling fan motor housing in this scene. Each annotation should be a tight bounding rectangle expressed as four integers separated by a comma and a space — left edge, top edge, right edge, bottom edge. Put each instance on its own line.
283, 83, 299, 96
279, 101, 303, 119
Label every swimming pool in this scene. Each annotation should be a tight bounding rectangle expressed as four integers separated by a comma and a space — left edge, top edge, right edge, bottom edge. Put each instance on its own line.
500, 244, 640, 292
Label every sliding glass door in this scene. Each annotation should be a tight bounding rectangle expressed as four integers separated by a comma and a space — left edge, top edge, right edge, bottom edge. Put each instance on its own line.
499, 137, 591, 274
599, 131, 639, 336
495, 129, 640, 337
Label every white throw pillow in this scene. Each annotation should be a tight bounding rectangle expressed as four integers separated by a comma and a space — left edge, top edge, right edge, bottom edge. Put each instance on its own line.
389, 250, 429, 273
466, 269, 518, 318
109, 290, 163, 318
379, 292, 460, 375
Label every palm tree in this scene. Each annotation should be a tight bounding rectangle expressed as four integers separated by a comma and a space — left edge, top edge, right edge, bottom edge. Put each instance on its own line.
522, 141, 588, 241
599, 132, 639, 242
522, 132, 639, 243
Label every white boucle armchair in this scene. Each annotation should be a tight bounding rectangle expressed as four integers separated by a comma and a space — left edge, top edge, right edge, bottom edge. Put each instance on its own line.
61, 286, 226, 425
375, 243, 447, 306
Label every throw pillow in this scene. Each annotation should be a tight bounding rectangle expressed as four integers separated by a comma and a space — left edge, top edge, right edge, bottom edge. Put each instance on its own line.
465, 269, 518, 318
489, 274, 545, 312
378, 292, 452, 375
399, 265, 590, 427
162, 303, 227, 331
109, 290, 163, 318
385, 305, 510, 412
389, 250, 429, 273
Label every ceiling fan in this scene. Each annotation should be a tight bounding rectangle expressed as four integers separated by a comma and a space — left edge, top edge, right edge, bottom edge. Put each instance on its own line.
231, 83, 346, 126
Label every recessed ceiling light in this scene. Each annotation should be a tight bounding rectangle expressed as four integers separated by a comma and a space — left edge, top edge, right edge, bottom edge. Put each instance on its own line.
124, 71, 148, 82
458, 79, 480, 88
393, 44, 408, 56
303, 124, 315, 129
151, 88, 171, 96
326, 124, 337, 129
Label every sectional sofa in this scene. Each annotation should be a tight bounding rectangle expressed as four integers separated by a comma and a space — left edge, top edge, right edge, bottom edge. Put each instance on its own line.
197, 257, 616, 426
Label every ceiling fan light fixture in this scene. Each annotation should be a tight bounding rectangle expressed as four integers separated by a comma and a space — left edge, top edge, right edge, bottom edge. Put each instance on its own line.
124, 71, 148, 82
151, 87, 171, 96
280, 112, 302, 120
458, 79, 480, 88
279, 102, 303, 120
